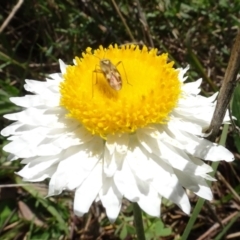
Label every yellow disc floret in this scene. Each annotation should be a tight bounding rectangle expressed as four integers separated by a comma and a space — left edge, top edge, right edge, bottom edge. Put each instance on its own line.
60, 44, 181, 138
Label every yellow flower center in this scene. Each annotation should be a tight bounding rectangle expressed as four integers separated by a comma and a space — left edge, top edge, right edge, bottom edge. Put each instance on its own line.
60, 45, 181, 138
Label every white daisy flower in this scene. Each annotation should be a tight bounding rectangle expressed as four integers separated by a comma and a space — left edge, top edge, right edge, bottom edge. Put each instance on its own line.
1, 45, 234, 222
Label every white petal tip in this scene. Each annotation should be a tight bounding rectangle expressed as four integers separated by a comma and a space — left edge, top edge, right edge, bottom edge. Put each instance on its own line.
178, 200, 191, 215
108, 217, 117, 223
181, 206, 191, 215
217, 147, 235, 162
225, 152, 235, 162
74, 210, 84, 217
59, 59, 67, 74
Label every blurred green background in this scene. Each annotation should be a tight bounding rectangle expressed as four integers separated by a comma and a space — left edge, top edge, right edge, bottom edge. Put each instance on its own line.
0, 0, 240, 239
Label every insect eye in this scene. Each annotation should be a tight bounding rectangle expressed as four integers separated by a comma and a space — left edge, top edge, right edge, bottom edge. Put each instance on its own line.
103, 60, 109, 64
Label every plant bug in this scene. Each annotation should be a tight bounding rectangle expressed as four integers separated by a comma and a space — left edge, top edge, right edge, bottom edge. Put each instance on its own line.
94, 58, 123, 91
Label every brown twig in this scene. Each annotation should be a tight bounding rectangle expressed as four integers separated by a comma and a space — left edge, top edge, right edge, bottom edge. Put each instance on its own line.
207, 30, 240, 141
196, 211, 239, 240
217, 171, 240, 204
0, 0, 24, 34
110, 0, 135, 42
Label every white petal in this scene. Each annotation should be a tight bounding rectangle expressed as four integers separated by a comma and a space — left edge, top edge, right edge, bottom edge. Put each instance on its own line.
10, 95, 42, 107
48, 73, 63, 82
20, 164, 56, 182
59, 59, 67, 74
3, 132, 46, 158
137, 185, 161, 217
36, 133, 82, 156
1, 122, 24, 137
24, 80, 49, 94
3, 107, 59, 126
126, 136, 153, 181
138, 130, 211, 176
104, 133, 128, 177
73, 163, 102, 216
191, 138, 234, 162
48, 137, 103, 194
182, 79, 202, 94
174, 168, 213, 200
178, 66, 189, 82
17, 156, 59, 180
149, 156, 191, 214
99, 177, 122, 222
168, 118, 203, 135
114, 158, 140, 202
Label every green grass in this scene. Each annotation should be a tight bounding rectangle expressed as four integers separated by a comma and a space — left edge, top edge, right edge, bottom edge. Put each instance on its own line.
1, 0, 240, 239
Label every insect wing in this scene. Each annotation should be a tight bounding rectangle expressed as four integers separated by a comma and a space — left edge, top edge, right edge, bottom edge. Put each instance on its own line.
108, 69, 122, 90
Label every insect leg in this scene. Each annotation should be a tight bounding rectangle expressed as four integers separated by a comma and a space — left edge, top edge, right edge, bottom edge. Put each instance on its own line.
92, 66, 103, 97
115, 61, 132, 86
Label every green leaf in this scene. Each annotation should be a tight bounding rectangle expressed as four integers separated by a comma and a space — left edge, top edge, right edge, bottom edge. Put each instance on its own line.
119, 223, 128, 239
0, 200, 19, 225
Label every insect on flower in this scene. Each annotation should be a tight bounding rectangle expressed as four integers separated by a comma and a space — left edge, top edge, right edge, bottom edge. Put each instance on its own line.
94, 58, 123, 91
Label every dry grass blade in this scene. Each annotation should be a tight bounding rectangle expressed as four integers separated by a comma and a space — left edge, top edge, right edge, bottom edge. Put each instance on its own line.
196, 211, 239, 240
0, 0, 24, 33
208, 30, 240, 141
111, 0, 135, 42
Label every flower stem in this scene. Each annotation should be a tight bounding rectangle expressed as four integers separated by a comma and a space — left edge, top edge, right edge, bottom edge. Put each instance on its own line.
132, 202, 146, 240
